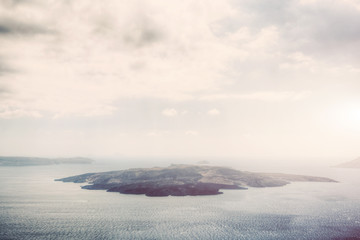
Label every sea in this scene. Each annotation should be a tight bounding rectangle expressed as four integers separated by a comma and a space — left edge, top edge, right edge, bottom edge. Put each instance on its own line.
1, 159, 360, 240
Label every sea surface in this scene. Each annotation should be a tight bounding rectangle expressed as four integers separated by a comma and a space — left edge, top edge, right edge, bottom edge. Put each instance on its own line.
0, 160, 360, 240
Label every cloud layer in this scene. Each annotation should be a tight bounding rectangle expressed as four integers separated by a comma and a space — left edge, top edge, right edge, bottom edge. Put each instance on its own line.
1, 0, 360, 160
1, 0, 358, 119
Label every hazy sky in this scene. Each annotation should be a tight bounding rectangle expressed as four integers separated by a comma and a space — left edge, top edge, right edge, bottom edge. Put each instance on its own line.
1, 0, 360, 162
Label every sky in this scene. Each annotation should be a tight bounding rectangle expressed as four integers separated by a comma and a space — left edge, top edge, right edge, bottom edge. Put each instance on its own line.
1, 0, 360, 163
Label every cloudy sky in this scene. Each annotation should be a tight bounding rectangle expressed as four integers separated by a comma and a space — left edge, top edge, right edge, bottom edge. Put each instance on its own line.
1, 0, 360, 163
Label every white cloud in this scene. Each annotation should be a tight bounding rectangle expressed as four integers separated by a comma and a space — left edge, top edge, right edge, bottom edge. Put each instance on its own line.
0, 0, 238, 118
161, 108, 178, 117
199, 91, 312, 101
298, 0, 319, 5
0, 0, 360, 160
0, 0, 359, 120
0, 108, 43, 119
207, 108, 220, 116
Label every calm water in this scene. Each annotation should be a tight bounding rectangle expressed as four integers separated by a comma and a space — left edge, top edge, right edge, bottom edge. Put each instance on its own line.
1, 161, 360, 240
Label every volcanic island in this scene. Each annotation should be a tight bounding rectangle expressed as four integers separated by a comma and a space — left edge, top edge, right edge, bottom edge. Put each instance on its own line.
56, 164, 336, 197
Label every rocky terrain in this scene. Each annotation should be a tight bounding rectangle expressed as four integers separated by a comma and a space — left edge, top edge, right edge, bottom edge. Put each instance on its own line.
56, 164, 336, 197
0, 157, 94, 166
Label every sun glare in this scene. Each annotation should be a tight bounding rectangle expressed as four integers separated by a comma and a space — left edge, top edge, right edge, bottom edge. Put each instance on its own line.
330, 103, 360, 131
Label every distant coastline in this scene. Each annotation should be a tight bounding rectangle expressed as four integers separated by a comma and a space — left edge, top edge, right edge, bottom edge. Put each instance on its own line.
334, 157, 360, 168
0, 156, 94, 166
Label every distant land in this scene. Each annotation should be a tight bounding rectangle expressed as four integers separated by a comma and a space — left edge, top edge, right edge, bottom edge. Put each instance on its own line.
335, 157, 360, 168
56, 164, 336, 197
0, 156, 94, 166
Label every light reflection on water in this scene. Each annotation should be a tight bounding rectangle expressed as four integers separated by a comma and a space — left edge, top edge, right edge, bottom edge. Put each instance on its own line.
0, 162, 360, 240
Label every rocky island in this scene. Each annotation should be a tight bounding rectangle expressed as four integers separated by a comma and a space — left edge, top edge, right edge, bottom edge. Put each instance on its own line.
56, 164, 336, 197
0, 156, 94, 166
